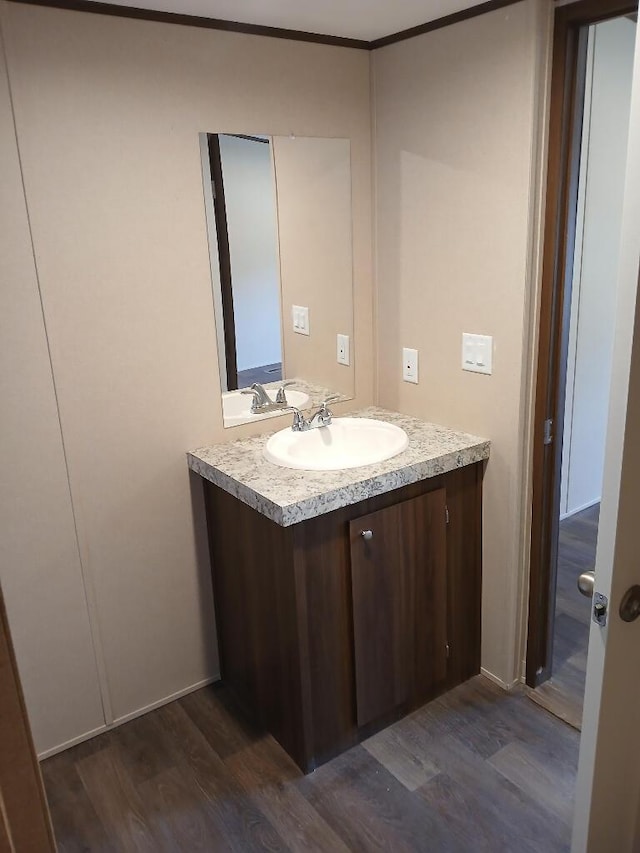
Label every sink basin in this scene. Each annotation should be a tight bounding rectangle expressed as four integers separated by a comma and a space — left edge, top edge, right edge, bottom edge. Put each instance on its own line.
263, 417, 409, 471
223, 388, 310, 426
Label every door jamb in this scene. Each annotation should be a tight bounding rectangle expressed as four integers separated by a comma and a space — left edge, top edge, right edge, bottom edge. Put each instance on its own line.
207, 133, 239, 392
526, 0, 638, 688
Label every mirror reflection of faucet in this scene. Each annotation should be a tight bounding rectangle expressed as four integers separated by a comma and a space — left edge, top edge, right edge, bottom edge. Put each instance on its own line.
241, 382, 295, 414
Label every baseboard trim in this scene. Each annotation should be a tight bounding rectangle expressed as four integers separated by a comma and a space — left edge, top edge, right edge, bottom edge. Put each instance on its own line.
37, 672, 220, 760
480, 667, 520, 691
37, 724, 109, 760
559, 497, 600, 522
112, 674, 220, 727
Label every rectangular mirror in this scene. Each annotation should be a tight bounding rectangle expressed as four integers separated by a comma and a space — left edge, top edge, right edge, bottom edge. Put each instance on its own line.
199, 132, 355, 427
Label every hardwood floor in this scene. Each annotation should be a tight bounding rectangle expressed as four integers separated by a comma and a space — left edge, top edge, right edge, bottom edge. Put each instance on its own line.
530, 503, 598, 729
237, 362, 283, 388
42, 676, 579, 852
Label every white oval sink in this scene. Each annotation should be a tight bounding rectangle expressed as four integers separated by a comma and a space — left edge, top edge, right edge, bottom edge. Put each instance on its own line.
264, 417, 409, 471
223, 388, 310, 426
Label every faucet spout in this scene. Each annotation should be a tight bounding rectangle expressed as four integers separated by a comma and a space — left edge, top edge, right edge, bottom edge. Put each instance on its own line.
249, 383, 271, 406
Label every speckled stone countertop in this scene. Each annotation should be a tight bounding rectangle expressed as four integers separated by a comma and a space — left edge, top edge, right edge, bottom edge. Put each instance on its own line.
188, 407, 490, 527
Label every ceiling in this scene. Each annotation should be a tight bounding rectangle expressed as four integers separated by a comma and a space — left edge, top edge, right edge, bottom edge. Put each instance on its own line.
83, 0, 487, 42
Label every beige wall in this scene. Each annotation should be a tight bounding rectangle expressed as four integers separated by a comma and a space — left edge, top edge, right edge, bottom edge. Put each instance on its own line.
0, 35, 105, 753
275, 135, 355, 396
373, 0, 548, 685
0, 0, 372, 753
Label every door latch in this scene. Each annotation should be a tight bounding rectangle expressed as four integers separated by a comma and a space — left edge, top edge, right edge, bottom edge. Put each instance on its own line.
593, 592, 608, 627
543, 418, 553, 446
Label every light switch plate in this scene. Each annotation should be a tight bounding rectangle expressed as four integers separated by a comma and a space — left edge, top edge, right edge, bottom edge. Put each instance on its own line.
402, 347, 419, 384
337, 333, 350, 366
462, 333, 493, 375
292, 305, 310, 336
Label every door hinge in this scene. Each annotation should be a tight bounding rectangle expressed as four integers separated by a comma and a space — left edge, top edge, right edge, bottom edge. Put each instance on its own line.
445, 506, 450, 525
543, 418, 553, 446
446, 642, 450, 658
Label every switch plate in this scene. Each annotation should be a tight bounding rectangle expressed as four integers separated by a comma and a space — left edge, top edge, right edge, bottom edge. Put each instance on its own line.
337, 333, 350, 366
402, 347, 419, 384
462, 333, 493, 375
292, 305, 310, 336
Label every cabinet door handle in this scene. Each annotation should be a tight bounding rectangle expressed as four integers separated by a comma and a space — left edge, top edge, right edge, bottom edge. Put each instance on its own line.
360, 530, 373, 541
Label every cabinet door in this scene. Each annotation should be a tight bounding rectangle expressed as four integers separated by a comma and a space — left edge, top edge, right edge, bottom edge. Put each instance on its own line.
349, 489, 448, 727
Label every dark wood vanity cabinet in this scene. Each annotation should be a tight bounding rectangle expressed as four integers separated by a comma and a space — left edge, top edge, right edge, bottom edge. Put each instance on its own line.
349, 488, 448, 727
202, 462, 483, 773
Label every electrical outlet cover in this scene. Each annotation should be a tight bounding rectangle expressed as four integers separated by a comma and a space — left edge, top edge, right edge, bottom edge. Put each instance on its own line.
337, 333, 350, 366
402, 347, 418, 384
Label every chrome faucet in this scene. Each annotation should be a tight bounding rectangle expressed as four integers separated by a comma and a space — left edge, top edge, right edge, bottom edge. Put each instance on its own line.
289, 395, 340, 431
241, 382, 293, 414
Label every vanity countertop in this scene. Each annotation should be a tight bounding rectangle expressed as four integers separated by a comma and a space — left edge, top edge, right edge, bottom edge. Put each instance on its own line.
187, 407, 490, 527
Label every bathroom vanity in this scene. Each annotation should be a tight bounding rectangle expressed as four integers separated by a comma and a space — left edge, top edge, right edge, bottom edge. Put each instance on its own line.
188, 408, 489, 772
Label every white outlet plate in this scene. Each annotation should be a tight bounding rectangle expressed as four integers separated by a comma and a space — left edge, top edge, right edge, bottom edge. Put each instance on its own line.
292, 305, 310, 336
337, 333, 350, 366
402, 347, 419, 384
462, 333, 493, 375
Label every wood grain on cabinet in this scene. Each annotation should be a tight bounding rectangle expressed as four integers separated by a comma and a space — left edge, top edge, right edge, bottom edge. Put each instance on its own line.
349, 489, 447, 726
445, 463, 483, 685
202, 462, 483, 772
291, 513, 357, 767
204, 485, 305, 764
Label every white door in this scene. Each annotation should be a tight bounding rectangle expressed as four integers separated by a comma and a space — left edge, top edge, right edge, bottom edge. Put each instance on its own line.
571, 19, 640, 851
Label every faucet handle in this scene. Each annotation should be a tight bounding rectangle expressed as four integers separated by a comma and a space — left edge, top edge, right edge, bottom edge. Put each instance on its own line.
320, 394, 341, 409
276, 381, 295, 404
312, 396, 340, 429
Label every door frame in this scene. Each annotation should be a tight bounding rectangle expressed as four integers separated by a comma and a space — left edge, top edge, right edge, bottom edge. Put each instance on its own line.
526, 0, 638, 687
207, 133, 239, 392
0, 584, 56, 851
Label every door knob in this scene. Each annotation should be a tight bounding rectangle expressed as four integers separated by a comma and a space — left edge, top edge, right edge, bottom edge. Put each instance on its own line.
578, 570, 595, 598
620, 585, 640, 622
360, 530, 373, 541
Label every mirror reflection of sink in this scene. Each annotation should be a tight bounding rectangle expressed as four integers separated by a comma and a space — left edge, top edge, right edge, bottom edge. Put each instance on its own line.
223, 388, 310, 427
264, 418, 409, 471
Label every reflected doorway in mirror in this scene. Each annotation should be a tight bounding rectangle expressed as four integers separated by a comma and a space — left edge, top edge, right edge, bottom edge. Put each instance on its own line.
198, 132, 355, 427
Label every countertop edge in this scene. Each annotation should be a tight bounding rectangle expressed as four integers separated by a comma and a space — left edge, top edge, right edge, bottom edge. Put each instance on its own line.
274, 440, 489, 525
187, 430, 490, 527
187, 453, 286, 525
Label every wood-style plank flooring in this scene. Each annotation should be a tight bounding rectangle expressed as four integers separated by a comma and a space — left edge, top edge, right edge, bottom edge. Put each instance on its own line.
530, 504, 599, 729
42, 675, 579, 852
237, 362, 283, 388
